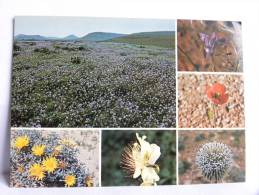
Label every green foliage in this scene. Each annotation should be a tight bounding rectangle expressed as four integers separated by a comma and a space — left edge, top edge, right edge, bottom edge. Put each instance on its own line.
195, 133, 205, 142
78, 46, 85, 51
232, 131, 242, 146
13, 43, 21, 51
179, 160, 191, 175
119, 52, 127, 56
228, 167, 245, 182
34, 47, 51, 54
178, 136, 185, 151
101, 130, 176, 186
109, 33, 175, 49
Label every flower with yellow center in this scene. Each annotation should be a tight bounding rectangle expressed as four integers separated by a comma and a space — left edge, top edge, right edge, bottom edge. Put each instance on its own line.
29, 163, 45, 180
42, 157, 58, 173
121, 133, 161, 186
14, 135, 29, 150
85, 176, 94, 187
32, 145, 46, 156
64, 175, 76, 187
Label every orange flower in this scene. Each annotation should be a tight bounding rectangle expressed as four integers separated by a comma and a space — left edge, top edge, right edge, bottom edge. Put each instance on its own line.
206, 83, 229, 105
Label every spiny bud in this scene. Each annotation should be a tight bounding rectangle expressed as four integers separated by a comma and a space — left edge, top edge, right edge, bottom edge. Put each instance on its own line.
196, 142, 233, 182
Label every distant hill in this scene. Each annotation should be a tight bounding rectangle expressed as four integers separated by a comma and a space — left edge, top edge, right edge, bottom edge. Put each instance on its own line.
62, 34, 79, 41
108, 31, 175, 48
80, 32, 126, 42
14, 31, 175, 48
15, 34, 49, 41
14, 34, 78, 41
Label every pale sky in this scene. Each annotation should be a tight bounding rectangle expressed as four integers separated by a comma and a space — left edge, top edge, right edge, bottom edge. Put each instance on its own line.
15, 16, 175, 38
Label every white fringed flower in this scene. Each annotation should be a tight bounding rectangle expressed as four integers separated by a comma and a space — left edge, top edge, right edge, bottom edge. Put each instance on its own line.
121, 133, 161, 186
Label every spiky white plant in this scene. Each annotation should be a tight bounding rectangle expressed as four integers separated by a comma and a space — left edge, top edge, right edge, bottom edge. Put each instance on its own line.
196, 142, 233, 182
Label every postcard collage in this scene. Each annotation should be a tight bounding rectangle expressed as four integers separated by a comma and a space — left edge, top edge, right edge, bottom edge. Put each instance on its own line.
10, 17, 245, 187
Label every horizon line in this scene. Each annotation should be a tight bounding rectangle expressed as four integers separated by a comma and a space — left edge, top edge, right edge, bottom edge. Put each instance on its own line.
14, 30, 175, 38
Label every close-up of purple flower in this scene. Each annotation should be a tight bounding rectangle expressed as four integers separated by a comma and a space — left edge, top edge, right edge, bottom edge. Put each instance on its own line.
199, 32, 218, 58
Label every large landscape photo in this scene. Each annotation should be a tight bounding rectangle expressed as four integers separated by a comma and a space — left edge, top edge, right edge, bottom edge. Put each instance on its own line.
12, 17, 176, 128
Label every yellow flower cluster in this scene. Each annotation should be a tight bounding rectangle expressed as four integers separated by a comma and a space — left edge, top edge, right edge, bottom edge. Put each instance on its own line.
28, 157, 58, 180
13, 134, 94, 187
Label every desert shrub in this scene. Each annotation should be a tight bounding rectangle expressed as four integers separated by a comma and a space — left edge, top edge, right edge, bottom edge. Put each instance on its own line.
29, 42, 36, 46
78, 46, 85, 51
34, 47, 51, 54
119, 52, 127, 56
10, 130, 94, 187
54, 45, 61, 49
61, 46, 78, 51
13, 43, 21, 51
70, 56, 81, 64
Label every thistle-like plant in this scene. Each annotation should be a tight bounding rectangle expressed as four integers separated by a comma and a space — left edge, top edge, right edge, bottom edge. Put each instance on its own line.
196, 142, 233, 182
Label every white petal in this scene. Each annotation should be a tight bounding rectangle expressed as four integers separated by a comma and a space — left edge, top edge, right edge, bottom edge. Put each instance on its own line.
141, 167, 160, 183
133, 167, 141, 178
148, 144, 161, 165
136, 133, 152, 159
140, 182, 153, 186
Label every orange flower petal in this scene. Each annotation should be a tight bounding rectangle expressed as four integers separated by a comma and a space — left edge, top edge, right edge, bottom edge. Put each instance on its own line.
206, 83, 228, 105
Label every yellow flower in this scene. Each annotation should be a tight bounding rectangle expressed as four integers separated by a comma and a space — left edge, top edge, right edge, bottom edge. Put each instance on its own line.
32, 145, 46, 156
14, 135, 29, 150
29, 163, 45, 180
121, 133, 160, 186
64, 175, 76, 187
85, 176, 94, 187
42, 157, 58, 173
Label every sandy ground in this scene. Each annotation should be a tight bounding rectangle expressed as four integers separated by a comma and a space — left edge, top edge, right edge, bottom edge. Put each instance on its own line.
56, 130, 100, 186
178, 74, 245, 128
178, 130, 245, 184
